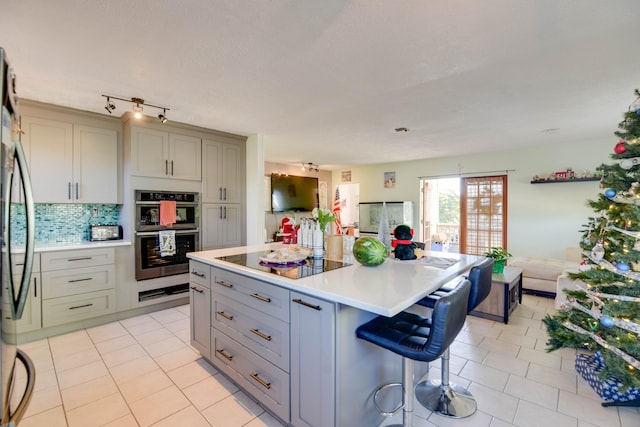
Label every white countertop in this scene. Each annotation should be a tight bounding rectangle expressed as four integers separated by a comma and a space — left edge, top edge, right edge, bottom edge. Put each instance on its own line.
11, 240, 131, 253
188, 243, 484, 317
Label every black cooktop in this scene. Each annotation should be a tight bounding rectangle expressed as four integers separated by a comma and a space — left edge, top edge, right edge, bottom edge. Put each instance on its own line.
218, 250, 351, 280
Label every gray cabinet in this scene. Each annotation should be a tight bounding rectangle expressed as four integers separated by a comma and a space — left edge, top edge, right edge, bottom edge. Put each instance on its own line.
21, 117, 119, 203
201, 203, 243, 250
202, 139, 244, 204
290, 292, 336, 427
201, 138, 245, 250
129, 126, 201, 181
40, 248, 116, 328
188, 258, 433, 427
5, 253, 42, 334
206, 267, 290, 423
189, 261, 211, 356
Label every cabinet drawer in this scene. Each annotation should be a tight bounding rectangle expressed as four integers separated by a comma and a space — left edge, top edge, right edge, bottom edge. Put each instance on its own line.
211, 329, 289, 422
213, 294, 289, 371
42, 265, 115, 299
41, 248, 115, 271
189, 261, 211, 288
42, 289, 116, 327
10, 253, 41, 274
212, 268, 289, 322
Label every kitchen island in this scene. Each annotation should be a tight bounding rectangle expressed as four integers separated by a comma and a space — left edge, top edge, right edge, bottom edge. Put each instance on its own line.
187, 243, 482, 427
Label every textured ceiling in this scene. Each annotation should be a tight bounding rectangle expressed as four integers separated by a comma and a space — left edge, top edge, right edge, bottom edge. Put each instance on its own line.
1, 1, 639, 169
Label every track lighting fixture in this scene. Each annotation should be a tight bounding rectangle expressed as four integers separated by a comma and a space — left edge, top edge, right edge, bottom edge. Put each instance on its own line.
158, 108, 168, 124
301, 162, 319, 172
101, 94, 170, 123
133, 104, 143, 119
104, 96, 116, 114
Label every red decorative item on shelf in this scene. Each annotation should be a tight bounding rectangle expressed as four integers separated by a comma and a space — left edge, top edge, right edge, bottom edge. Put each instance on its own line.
614, 140, 627, 154
555, 171, 567, 180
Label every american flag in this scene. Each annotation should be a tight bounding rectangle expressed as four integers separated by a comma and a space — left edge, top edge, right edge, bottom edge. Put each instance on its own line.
332, 187, 343, 234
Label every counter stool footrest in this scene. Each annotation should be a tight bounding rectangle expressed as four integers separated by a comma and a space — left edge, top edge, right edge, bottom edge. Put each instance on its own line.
373, 382, 404, 417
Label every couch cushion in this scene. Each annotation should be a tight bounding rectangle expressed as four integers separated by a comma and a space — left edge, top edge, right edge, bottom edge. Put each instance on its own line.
509, 256, 566, 281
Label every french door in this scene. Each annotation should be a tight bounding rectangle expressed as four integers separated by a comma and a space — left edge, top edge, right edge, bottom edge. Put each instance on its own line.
459, 175, 508, 255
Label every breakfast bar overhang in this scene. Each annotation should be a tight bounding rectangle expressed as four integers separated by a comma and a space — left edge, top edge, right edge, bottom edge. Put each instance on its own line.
187, 243, 483, 426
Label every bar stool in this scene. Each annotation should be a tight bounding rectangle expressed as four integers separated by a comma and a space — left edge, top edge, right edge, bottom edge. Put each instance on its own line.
356, 279, 471, 427
414, 258, 494, 418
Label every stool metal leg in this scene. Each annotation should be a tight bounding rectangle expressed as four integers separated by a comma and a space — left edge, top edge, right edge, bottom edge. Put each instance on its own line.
414, 348, 477, 418
383, 357, 415, 427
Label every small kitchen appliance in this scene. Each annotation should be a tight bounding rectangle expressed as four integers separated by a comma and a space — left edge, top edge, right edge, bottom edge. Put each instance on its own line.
89, 224, 123, 241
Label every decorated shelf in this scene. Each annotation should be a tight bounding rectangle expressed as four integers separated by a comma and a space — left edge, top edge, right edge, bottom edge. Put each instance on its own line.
530, 177, 601, 184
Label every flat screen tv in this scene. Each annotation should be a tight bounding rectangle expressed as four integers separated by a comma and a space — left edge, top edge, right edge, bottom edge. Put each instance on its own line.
271, 174, 319, 212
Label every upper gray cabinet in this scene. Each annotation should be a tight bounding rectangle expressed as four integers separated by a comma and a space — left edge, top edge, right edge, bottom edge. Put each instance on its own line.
22, 116, 119, 204
129, 126, 201, 181
202, 139, 243, 203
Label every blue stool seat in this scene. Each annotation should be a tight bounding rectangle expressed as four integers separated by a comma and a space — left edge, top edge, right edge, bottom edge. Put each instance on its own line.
356, 279, 471, 427
417, 258, 493, 311
414, 258, 494, 418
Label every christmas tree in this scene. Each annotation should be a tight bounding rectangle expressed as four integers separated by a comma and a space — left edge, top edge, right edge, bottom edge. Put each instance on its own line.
543, 90, 640, 399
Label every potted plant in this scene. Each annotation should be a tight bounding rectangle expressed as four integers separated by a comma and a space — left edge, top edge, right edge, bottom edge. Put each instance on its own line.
483, 246, 512, 274
313, 208, 337, 234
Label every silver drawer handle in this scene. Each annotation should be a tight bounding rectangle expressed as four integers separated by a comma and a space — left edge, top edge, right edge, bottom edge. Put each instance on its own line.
68, 278, 93, 283
217, 311, 233, 321
292, 298, 322, 311
190, 286, 204, 294
250, 328, 272, 341
68, 257, 93, 262
215, 280, 233, 288
191, 271, 206, 278
216, 348, 233, 361
250, 293, 271, 303
250, 373, 271, 390
69, 303, 93, 310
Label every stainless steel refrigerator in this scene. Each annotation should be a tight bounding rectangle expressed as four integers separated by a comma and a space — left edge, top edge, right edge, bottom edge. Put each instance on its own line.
0, 47, 36, 426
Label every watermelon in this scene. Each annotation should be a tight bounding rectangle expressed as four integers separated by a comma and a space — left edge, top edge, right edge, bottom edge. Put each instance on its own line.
352, 237, 387, 266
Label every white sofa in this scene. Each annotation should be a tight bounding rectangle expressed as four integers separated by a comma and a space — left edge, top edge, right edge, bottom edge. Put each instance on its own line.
508, 247, 581, 298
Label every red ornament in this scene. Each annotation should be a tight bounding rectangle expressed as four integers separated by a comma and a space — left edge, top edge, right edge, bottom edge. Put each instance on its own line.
615, 140, 627, 154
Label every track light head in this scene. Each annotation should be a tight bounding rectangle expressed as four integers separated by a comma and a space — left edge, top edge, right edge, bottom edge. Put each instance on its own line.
133, 104, 143, 119
104, 97, 116, 114
131, 97, 144, 119
158, 109, 168, 124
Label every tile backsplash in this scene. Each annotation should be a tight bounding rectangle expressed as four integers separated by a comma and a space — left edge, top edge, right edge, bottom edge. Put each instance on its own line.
10, 203, 120, 245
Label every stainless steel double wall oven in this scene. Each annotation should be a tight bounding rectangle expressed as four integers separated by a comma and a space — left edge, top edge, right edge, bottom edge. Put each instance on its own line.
134, 190, 200, 280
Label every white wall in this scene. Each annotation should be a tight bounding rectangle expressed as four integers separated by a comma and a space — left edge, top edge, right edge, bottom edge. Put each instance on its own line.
331, 137, 611, 259
246, 134, 265, 245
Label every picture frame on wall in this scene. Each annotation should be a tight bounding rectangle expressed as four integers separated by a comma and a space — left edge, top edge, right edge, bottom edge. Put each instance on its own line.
342, 170, 351, 182
384, 171, 396, 188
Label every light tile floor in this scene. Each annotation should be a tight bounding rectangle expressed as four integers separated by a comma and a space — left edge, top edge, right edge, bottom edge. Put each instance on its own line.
15, 295, 640, 426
